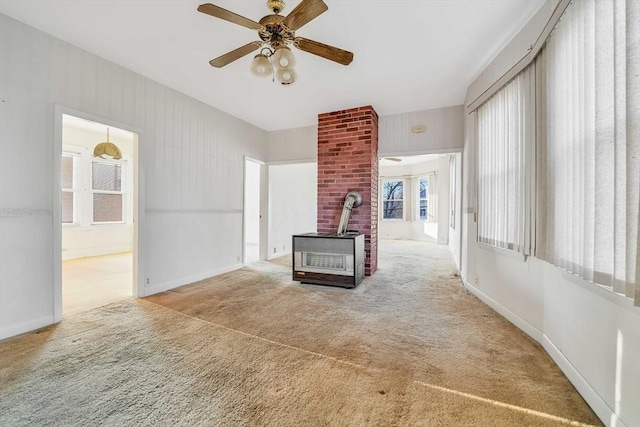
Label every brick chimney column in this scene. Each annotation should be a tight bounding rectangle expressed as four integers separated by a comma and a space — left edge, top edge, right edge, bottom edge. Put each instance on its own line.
317, 106, 378, 275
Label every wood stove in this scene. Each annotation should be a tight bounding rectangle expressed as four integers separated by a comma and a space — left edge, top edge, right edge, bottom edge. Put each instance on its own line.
292, 232, 365, 288
292, 191, 366, 288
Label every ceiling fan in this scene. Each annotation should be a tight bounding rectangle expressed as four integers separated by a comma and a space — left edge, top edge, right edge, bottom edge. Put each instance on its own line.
197, 0, 354, 85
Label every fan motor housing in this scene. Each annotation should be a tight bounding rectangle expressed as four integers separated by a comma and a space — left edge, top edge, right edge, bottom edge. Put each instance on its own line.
258, 14, 294, 47
267, 0, 285, 14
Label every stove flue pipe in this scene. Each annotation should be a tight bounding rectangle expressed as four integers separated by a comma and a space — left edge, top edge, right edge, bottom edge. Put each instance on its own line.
336, 191, 363, 236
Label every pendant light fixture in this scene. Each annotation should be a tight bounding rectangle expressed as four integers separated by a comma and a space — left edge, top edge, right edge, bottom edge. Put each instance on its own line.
93, 128, 122, 160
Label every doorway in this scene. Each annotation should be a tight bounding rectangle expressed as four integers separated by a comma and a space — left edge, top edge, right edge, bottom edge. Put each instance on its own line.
378, 152, 463, 267
58, 113, 138, 316
244, 158, 262, 264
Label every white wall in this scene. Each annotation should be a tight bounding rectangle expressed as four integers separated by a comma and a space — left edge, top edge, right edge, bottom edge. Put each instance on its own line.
448, 152, 462, 269
379, 105, 464, 155
459, 1, 640, 425
267, 162, 317, 259
62, 124, 134, 260
266, 105, 466, 164
266, 126, 317, 163
0, 14, 267, 339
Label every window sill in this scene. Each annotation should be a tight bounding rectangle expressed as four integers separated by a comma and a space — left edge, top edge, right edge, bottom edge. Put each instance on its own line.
476, 241, 526, 262
559, 269, 639, 314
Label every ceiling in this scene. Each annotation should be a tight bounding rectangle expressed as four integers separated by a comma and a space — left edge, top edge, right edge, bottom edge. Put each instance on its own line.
63, 114, 135, 140
0, 0, 544, 131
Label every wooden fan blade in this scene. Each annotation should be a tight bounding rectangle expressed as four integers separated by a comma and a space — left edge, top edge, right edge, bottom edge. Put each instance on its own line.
209, 42, 260, 68
198, 3, 263, 30
282, 0, 328, 31
294, 37, 354, 66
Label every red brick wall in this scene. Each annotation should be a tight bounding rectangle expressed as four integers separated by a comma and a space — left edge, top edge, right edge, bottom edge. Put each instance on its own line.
317, 106, 378, 275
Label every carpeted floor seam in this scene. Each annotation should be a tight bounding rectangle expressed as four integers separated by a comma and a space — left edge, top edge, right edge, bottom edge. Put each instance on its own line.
140, 298, 370, 371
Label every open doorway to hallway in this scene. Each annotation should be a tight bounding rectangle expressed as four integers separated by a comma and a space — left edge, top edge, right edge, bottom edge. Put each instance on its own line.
60, 114, 136, 315
378, 153, 462, 267
243, 157, 262, 264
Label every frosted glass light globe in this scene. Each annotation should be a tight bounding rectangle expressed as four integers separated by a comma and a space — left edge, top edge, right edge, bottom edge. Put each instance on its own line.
250, 54, 273, 77
272, 47, 295, 70
277, 68, 296, 85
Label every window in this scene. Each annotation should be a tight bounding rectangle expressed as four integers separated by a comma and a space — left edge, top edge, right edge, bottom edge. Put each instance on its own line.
418, 177, 429, 221
60, 147, 128, 227
92, 161, 124, 223
61, 154, 77, 224
536, 0, 639, 303
382, 179, 404, 219
476, 66, 534, 255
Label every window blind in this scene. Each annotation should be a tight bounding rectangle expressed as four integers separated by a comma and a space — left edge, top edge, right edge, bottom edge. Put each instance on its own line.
536, 0, 639, 304
476, 66, 535, 254
427, 172, 437, 223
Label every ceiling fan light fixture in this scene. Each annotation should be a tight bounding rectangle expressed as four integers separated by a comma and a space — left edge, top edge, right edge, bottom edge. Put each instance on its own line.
276, 68, 297, 85
198, 0, 354, 87
272, 46, 295, 70
250, 53, 273, 77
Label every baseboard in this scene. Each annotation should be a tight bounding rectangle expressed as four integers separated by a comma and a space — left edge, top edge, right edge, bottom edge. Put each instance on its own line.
460, 274, 543, 343
62, 244, 132, 261
268, 250, 290, 260
0, 314, 55, 341
460, 273, 621, 427
142, 263, 244, 297
542, 336, 624, 427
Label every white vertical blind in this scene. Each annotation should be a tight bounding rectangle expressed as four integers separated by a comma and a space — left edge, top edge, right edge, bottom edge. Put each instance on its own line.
537, 0, 639, 304
476, 67, 535, 254
427, 172, 438, 223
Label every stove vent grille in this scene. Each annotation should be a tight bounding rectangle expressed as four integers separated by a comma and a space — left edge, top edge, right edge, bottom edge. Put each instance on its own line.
302, 252, 345, 270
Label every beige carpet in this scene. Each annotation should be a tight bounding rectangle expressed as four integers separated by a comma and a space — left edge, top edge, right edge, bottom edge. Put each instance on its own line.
0, 240, 601, 426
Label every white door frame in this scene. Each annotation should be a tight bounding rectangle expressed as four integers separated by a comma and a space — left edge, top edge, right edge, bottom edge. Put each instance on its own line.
243, 156, 265, 265
53, 105, 146, 321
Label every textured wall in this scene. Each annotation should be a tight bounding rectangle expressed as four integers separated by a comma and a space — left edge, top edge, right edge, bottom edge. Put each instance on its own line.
317, 106, 378, 275
378, 105, 464, 155
0, 13, 266, 339
266, 125, 317, 163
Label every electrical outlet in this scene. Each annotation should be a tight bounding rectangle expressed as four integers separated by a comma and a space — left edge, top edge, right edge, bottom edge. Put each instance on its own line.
145, 277, 150, 287
236, 256, 240, 262
474, 276, 479, 286
273, 247, 277, 253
